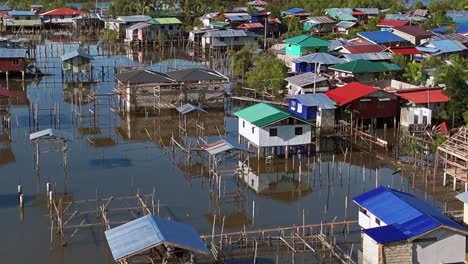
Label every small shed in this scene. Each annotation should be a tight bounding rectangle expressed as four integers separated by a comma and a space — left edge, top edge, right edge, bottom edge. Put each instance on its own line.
288, 93, 336, 130
61, 50, 93, 73
105, 214, 209, 263
284, 34, 330, 56
399, 107, 431, 128
0, 48, 28, 74
354, 186, 467, 264
285, 72, 330, 95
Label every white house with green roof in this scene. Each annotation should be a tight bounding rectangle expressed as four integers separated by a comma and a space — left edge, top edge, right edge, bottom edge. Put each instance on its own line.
284, 35, 330, 56
151, 17, 182, 36
234, 103, 312, 152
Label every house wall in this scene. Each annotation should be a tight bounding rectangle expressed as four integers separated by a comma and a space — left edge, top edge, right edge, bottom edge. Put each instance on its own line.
400, 107, 431, 127
343, 92, 398, 120
44, 15, 79, 24
464, 203, 468, 225
413, 228, 466, 264
204, 36, 257, 48
5, 15, 42, 27
238, 118, 260, 146
362, 233, 380, 264
285, 44, 302, 56
358, 209, 386, 229
288, 99, 315, 120
153, 24, 181, 36
392, 30, 417, 45
383, 241, 413, 264
317, 108, 335, 130
259, 123, 312, 147
0, 58, 25, 72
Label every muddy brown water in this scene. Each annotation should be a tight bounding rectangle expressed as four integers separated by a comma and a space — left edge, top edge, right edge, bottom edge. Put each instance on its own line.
0, 42, 457, 263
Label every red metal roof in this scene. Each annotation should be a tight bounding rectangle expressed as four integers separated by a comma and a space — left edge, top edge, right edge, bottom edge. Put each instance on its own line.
389, 47, 422, 55
237, 22, 264, 29
377, 20, 409, 27
396, 89, 450, 104
393, 26, 433, 38
325, 82, 378, 106
352, 11, 365, 15
342, 44, 386, 54
268, 17, 281, 24
40, 7, 89, 16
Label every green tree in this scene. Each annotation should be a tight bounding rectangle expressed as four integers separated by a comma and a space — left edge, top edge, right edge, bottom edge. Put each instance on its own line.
435, 56, 468, 124
403, 60, 424, 85
229, 44, 256, 78
283, 16, 302, 38
109, 0, 154, 16
247, 54, 287, 95
391, 54, 408, 69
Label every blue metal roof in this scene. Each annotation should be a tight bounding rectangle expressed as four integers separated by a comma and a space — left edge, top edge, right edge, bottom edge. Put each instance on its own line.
0, 48, 27, 58
358, 31, 406, 44
354, 186, 466, 244
0, 4, 11, 11
293, 53, 344, 65
342, 52, 392, 62
283, 7, 305, 14
417, 39, 466, 55
105, 214, 209, 261
432, 23, 468, 34
176, 103, 207, 114
291, 93, 336, 109
61, 50, 93, 61
9, 10, 37, 16
446, 10, 468, 24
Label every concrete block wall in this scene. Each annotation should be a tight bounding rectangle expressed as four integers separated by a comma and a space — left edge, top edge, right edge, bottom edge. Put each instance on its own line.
383, 241, 413, 264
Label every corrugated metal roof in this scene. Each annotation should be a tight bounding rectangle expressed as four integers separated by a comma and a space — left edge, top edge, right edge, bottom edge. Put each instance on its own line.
433, 33, 468, 44
293, 53, 344, 65
29, 128, 71, 141
413, 9, 428, 17
126, 22, 152, 31
204, 29, 248, 37
354, 186, 467, 244
237, 22, 264, 29
393, 26, 432, 37
325, 8, 357, 21
234, 103, 308, 127
446, 10, 468, 23
117, 15, 151, 23
9, 10, 37, 16
151, 17, 182, 25
176, 103, 207, 114
417, 39, 466, 55
286, 72, 328, 87
167, 68, 228, 83
0, 4, 11, 11
456, 192, 468, 203
115, 70, 176, 84
396, 89, 450, 103
283, 7, 306, 15
377, 20, 409, 27
291, 93, 336, 109
385, 14, 427, 22
355, 8, 379, 15
0, 48, 27, 58
342, 52, 392, 61
105, 214, 209, 261
224, 14, 250, 21
325, 82, 378, 105
329, 59, 400, 73
40, 7, 89, 16
340, 44, 386, 54
284, 34, 330, 47
389, 47, 421, 55
306, 16, 336, 24
61, 50, 93, 61
358, 31, 406, 44
336, 21, 356, 29
203, 139, 253, 155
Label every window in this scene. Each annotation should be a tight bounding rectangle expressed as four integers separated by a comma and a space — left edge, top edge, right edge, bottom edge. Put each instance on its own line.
219, 37, 225, 41
359, 207, 368, 216
234, 37, 239, 41
295, 127, 303, 135
375, 218, 381, 225
297, 103, 303, 113
251, 127, 255, 134
242, 120, 245, 128
12, 59, 19, 65
290, 100, 296, 110
269, 128, 277, 137
423, 115, 428, 124
60, 15, 64, 19
414, 115, 419, 124
169, 25, 173, 30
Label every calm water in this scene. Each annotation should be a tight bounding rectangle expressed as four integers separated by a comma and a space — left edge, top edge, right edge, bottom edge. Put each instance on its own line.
0, 42, 448, 263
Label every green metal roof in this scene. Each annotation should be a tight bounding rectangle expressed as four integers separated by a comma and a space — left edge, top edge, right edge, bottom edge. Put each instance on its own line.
234, 103, 309, 127
211, 21, 230, 28
151, 17, 182, 25
329, 59, 401, 73
284, 34, 330, 48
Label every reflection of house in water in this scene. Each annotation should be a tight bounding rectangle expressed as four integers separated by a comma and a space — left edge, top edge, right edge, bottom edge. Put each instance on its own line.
237, 157, 311, 203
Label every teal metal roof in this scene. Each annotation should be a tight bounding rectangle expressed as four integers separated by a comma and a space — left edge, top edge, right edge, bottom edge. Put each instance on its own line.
234, 103, 309, 127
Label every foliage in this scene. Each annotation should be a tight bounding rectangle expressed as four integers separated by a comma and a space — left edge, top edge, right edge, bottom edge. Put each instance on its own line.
408, 138, 420, 157
102, 28, 119, 42
283, 16, 302, 38
229, 44, 256, 78
366, 17, 380, 31
431, 134, 446, 152
157, 32, 168, 47
391, 54, 408, 69
109, 0, 155, 16
421, 56, 442, 70
80, 1, 95, 12
247, 54, 287, 95
403, 60, 423, 85
435, 55, 468, 125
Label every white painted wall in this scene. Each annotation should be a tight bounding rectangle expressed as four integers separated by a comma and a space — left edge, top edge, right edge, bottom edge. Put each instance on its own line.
413, 228, 466, 264
358, 209, 386, 229
258, 124, 312, 147
400, 107, 431, 127
362, 233, 380, 264
44, 15, 77, 24
238, 118, 260, 146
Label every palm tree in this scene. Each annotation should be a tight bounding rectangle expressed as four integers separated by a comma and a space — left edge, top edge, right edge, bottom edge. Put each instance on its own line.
403, 60, 423, 85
